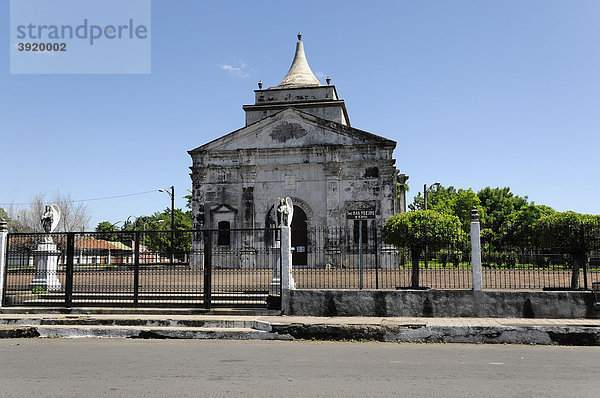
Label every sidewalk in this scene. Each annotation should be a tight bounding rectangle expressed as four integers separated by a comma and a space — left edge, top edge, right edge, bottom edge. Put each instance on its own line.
0, 311, 598, 345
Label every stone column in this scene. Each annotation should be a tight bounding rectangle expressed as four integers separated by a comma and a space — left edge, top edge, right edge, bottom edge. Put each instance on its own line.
190, 168, 208, 269
0, 219, 8, 307
471, 207, 482, 291
379, 166, 401, 269
240, 165, 257, 269
281, 225, 295, 314
324, 163, 341, 268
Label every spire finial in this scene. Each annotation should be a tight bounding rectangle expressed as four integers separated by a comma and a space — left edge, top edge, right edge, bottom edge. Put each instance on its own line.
258, 80, 263, 89
272, 32, 321, 88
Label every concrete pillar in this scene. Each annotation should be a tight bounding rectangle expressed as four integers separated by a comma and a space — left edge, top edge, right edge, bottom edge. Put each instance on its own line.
281, 225, 295, 314
324, 163, 341, 267
0, 219, 7, 307
470, 207, 482, 291
190, 169, 208, 269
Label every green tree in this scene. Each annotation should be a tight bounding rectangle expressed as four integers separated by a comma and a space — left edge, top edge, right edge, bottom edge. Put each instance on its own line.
382, 210, 465, 288
499, 204, 555, 248
477, 187, 528, 233
535, 211, 600, 289
142, 208, 193, 257
95, 221, 120, 242
409, 185, 483, 233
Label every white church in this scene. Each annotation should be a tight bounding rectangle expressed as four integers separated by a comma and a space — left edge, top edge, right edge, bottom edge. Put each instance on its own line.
189, 34, 407, 267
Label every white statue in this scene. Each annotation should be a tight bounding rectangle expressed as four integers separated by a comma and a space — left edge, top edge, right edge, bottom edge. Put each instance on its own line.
32, 204, 62, 290
41, 204, 60, 233
276, 197, 294, 227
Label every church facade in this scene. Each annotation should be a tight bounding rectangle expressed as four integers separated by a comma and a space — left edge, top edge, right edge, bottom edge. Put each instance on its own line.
189, 34, 407, 267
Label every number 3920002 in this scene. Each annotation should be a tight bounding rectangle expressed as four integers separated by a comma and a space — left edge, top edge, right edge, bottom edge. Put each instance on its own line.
18, 42, 67, 52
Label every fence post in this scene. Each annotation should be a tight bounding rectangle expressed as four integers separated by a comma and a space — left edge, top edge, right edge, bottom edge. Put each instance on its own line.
65, 232, 74, 307
280, 225, 295, 314
203, 230, 212, 309
0, 219, 8, 307
133, 231, 140, 307
373, 223, 379, 290
470, 207, 482, 291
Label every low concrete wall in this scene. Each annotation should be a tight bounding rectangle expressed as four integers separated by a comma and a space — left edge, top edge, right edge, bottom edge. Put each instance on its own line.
289, 289, 599, 319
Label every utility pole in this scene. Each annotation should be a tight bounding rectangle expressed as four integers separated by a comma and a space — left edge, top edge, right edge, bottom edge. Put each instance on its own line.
159, 186, 175, 264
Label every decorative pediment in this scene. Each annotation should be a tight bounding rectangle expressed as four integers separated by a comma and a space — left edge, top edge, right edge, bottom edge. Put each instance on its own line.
211, 204, 237, 214
189, 108, 395, 154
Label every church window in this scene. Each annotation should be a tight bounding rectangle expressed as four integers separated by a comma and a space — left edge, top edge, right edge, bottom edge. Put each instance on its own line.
218, 221, 231, 246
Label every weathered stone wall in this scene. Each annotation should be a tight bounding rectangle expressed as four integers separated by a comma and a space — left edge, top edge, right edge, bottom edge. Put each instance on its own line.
191, 142, 398, 231
289, 289, 599, 319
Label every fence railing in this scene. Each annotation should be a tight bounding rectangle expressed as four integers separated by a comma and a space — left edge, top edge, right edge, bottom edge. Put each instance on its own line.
3, 229, 281, 308
2, 225, 599, 308
480, 248, 598, 290
292, 226, 472, 289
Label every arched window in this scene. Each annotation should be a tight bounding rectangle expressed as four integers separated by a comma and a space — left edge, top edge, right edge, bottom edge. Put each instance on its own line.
218, 221, 231, 246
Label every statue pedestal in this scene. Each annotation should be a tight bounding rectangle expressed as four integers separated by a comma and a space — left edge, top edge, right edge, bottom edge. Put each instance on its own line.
30, 242, 62, 291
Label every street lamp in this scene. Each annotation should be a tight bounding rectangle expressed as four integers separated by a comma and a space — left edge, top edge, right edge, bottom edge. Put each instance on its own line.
125, 215, 137, 229
159, 186, 175, 263
109, 220, 124, 230
423, 182, 441, 210
423, 182, 440, 269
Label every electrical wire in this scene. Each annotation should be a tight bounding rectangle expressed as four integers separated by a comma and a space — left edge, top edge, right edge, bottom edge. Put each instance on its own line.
0, 190, 158, 207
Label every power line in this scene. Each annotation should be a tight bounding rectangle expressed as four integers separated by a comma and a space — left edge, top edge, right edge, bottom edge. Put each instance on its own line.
0, 190, 158, 207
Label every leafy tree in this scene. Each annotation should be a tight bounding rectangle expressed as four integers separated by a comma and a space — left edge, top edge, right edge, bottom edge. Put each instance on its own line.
535, 211, 600, 289
382, 210, 464, 288
477, 187, 528, 235
499, 204, 555, 248
95, 221, 121, 242
409, 185, 483, 233
141, 208, 192, 257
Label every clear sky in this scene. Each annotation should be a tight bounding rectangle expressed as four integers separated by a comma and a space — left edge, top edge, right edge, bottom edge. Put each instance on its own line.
2, 0, 599, 227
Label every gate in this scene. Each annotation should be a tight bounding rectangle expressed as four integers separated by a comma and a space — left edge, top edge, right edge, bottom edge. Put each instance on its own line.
2, 229, 281, 309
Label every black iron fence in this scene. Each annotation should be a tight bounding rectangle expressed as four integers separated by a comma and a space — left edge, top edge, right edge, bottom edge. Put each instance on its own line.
481, 248, 599, 290
4, 226, 599, 307
291, 225, 599, 291
292, 225, 472, 290
3, 229, 281, 308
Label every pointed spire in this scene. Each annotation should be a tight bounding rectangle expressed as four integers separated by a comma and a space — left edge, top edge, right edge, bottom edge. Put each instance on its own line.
273, 33, 322, 89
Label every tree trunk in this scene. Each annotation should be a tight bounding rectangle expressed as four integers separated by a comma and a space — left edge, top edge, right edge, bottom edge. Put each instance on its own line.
411, 251, 421, 288
571, 253, 586, 290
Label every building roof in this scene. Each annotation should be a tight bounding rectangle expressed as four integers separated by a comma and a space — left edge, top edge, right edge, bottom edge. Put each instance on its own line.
74, 238, 131, 251
189, 107, 396, 154
271, 33, 322, 89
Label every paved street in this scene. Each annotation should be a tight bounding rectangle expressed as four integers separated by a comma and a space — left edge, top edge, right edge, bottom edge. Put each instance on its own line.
1, 339, 599, 397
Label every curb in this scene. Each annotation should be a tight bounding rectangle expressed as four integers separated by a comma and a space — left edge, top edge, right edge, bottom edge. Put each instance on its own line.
270, 323, 600, 346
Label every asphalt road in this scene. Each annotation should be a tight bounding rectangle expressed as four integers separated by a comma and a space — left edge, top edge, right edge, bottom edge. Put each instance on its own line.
1, 339, 599, 397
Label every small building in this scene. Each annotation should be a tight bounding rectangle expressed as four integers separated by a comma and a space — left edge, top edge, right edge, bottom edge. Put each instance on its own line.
189, 34, 408, 267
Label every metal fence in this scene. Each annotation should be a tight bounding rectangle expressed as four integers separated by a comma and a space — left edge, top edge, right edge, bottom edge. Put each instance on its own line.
4, 226, 599, 307
481, 248, 599, 290
292, 225, 472, 290
3, 229, 281, 308
291, 225, 599, 291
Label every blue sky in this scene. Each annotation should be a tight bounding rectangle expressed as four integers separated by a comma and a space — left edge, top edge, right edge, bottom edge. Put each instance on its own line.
1, 0, 599, 227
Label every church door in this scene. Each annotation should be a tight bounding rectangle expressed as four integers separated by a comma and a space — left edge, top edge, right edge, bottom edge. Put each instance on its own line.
291, 206, 308, 266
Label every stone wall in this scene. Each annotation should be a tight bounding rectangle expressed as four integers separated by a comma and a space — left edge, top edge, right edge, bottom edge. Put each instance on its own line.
289, 289, 599, 319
